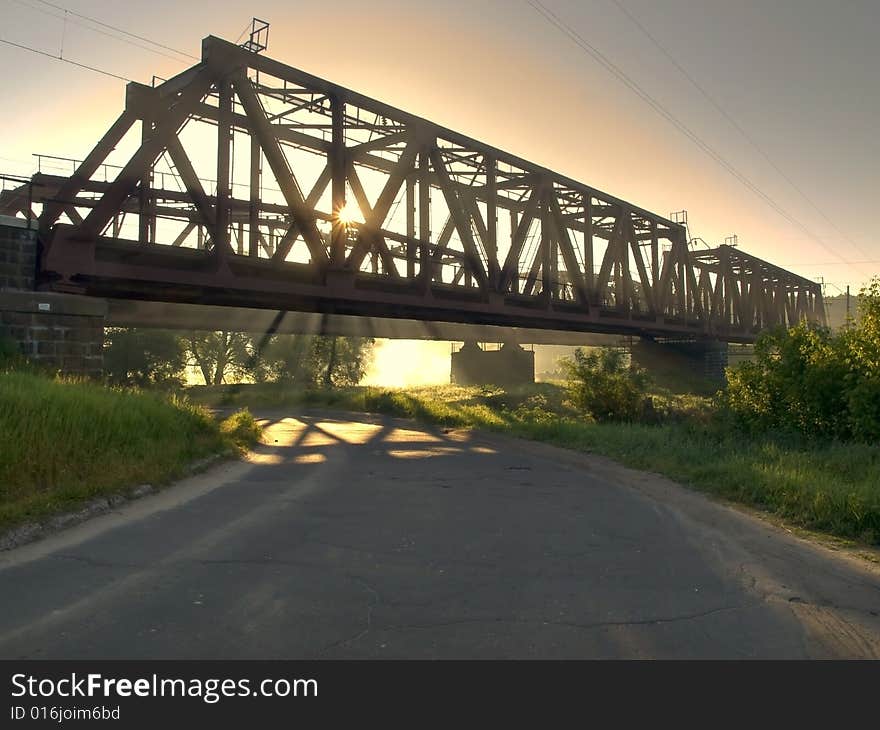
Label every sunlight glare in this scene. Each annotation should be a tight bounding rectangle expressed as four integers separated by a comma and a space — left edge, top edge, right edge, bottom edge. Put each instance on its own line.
363, 340, 453, 386
336, 199, 362, 226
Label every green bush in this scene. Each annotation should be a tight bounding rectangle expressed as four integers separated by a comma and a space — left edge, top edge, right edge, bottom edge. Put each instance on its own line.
561, 348, 648, 422
103, 328, 186, 387
219, 408, 263, 448
721, 276, 880, 442
847, 377, 880, 442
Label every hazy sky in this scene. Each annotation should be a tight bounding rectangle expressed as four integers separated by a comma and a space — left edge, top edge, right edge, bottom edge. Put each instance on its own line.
1, 0, 877, 293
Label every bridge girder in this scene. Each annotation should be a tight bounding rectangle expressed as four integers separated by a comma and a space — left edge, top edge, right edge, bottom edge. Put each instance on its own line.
0, 35, 825, 342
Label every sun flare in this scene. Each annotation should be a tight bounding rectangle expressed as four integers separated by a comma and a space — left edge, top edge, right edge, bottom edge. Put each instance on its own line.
336, 200, 361, 226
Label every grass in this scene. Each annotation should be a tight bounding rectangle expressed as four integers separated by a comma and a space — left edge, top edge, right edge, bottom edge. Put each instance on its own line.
190, 381, 880, 546
0, 370, 260, 533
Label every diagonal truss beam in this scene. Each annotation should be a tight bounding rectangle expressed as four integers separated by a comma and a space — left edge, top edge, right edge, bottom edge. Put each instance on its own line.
233, 73, 329, 266
79, 68, 216, 241
345, 141, 418, 274
428, 147, 488, 289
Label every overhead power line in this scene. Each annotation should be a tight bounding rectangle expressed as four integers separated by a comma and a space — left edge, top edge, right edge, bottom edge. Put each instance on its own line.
606, 0, 874, 265
31, 0, 198, 60
1, 0, 205, 83
526, 0, 872, 279
0, 37, 131, 81
6, 0, 193, 64
233, 20, 253, 45
783, 261, 880, 267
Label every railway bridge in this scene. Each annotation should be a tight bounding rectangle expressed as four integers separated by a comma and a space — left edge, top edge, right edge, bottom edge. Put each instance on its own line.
0, 29, 825, 379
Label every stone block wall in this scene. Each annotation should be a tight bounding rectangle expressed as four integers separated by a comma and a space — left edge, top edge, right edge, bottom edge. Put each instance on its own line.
0, 219, 36, 291
0, 222, 106, 376
0, 292, 106, 376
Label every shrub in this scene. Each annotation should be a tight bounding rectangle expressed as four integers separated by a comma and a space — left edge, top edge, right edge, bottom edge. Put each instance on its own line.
219, 409, 263, 449
721, 275, 880, 442
847, 377, 880, 442
722, 323, 850, 437
561, 347, 648, 422
103, 328, 186, 387
511, 393, 559, 424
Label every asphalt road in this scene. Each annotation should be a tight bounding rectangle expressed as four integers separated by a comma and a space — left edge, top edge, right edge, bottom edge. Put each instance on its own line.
1, 411, 879, 659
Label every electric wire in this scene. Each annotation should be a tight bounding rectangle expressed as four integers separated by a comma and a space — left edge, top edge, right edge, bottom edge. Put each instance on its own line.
6, 0, 193, 64
527, 0, 871, 280
0, 37, 131, 81
606, 0, 874, 264
233, 21, 253, 45
31, 0, 197, 60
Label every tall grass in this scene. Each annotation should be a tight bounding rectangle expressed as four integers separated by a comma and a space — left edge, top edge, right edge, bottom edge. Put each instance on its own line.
0, 371, 259, 532
191, 381, 880, 545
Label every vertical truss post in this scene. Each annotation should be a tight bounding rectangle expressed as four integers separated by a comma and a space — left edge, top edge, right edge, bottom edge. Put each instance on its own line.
486, 155, 498, 292
248, 134, 260, 257
138, 117, 152, 244
549, 203, 558, 300
418, 143, 431, 290
651, 221, 659, 303
406, 174, 416, 278
584, 193, 593, 302
330, 93, 347, 267
676, 229, 688, 323
613, 233, 623, 311
215, 79, 233, 257
621, 214, 633, 317
540, 186, 552, 303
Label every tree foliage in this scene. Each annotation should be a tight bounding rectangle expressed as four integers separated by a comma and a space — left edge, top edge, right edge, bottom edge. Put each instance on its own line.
103, 328, 186, 387
722, 277, 880, 442
101, 328, 374, 389
259, 335, 374, 387
184, 331, 254, 386
561, 347, 649, 422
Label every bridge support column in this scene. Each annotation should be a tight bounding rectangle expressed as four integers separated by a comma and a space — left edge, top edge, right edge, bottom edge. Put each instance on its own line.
0, 218, 36, 291
0, 221, 106, 376
450, 341, 535, 387
630, 337, 729, 383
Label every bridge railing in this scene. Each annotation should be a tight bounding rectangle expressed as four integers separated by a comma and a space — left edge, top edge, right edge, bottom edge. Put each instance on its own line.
0, 174, 36, 229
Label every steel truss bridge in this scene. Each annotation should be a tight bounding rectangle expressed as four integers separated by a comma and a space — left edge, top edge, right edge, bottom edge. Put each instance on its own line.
0, 34, 825, 343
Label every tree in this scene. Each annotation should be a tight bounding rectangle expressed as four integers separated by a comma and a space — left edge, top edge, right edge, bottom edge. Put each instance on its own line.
316, 336, 374, 387
183, 331, 254, 386
259, 335, 374, 387
258, 334, 319, 385
561, 347, 648, 422
103, 328, 186, 387
840, 277, 880, 441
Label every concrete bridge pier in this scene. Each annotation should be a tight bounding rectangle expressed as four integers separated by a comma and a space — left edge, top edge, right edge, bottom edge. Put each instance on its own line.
630, 337, 729, 383
450, 341, 535, 386
0, 220, 105, 376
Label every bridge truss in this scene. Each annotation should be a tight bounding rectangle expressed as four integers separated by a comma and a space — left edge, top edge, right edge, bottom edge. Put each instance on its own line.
0, 35, 824, 342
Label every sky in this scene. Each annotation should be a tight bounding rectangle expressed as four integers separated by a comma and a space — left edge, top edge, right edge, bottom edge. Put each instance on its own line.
1, 0, 877, 382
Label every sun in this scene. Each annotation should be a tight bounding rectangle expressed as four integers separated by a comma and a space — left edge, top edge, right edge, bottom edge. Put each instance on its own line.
336, 200, 361, 226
